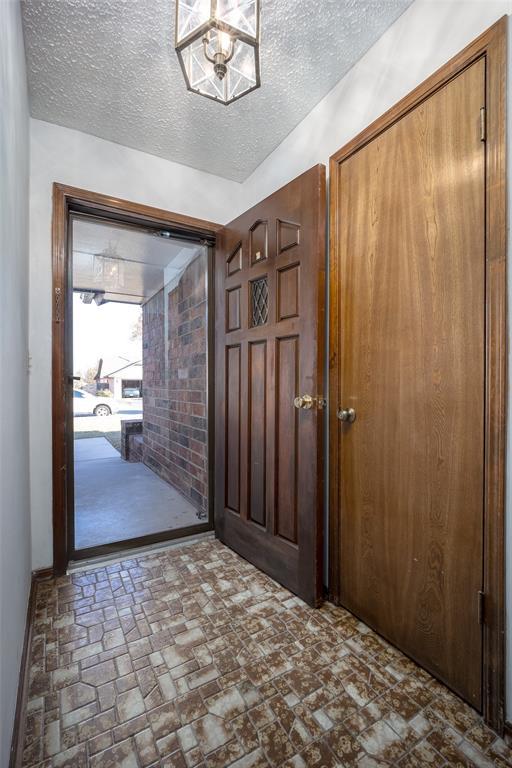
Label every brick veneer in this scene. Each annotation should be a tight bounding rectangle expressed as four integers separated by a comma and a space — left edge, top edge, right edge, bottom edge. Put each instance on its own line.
142, 252, 207, 518
120, 419, 143, 462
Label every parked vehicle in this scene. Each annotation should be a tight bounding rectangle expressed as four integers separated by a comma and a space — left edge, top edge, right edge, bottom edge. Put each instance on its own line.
122, 387, 141, 398
73, 389, 120, 417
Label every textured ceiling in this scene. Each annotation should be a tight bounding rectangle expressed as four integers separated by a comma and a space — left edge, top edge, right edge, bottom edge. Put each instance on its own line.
22, 0, 413, 182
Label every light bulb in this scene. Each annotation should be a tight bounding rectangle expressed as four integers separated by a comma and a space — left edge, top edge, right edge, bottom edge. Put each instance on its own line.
218, 30, 232, 57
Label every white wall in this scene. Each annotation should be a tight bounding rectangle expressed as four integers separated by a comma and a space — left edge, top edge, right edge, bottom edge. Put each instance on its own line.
0, 0, 31, 763
29, 120, 241, 572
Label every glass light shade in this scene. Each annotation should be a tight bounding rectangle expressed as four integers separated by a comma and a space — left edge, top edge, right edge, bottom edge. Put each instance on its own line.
176, 0, 210, 43
175, 0, 260, 105
216, 0, 258, 38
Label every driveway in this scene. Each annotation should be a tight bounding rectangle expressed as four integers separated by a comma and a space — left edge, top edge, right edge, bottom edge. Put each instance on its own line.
74, 400, 143, 453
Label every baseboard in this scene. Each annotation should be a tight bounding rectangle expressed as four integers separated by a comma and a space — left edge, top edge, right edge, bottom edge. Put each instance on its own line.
504, 720, 512, 745
32, 566, 54, 581
8, 569, 51, 768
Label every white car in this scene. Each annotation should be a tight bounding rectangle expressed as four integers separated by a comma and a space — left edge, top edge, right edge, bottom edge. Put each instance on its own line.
73, 389, 120, 417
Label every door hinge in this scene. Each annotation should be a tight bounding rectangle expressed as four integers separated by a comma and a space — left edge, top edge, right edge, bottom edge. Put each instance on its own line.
478, 590, 485, 624
480, 107, 486, 142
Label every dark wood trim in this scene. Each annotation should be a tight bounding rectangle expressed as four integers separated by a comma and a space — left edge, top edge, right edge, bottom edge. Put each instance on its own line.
314, 166, 327, 606
328, 135, 341, 609
32, 566, 55, 580
328, 17, 507, 732
481, 18, 507, 735
329, 18, 506, 167
53, 183, 222, 237
52, 183, 68, 575
52, 184, 220, 575
207, 245, 216, 530
8, 571, 52, 768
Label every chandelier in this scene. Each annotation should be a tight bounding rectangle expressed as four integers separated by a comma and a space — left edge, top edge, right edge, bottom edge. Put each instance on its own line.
175, 1, 261, 105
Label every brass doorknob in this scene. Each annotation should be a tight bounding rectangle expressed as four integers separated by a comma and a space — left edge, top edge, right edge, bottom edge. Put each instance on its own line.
337, 407, 356, 423
294, 394, 314, 410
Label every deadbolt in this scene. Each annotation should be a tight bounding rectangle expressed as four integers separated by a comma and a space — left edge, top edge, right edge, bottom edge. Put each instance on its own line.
337, 407, 356, 423
294, 394, 314, 410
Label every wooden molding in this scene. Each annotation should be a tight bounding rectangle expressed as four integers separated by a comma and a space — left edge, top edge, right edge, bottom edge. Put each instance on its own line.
329, 17, 506, 168
52, 184, 220, 574
52, 183, 222, 236
32, 567, 55, 581
329, 17, 507, 733
8, 576, 39, 768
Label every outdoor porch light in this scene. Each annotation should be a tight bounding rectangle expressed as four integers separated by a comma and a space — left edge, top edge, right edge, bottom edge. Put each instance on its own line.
175, 0, 261, 105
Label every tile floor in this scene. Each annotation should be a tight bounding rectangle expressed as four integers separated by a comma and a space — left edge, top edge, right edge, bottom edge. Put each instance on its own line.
21, 539, 512, 767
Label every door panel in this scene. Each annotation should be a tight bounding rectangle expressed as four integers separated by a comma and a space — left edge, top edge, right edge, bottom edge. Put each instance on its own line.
275, 335, 299, 544
215, 166, 326, 607
248, 339, 267, 527
225, 344, 241, 514
332, 60, 485, 706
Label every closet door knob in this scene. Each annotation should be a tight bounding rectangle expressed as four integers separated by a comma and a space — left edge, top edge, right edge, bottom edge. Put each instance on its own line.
337, 407, 356, 423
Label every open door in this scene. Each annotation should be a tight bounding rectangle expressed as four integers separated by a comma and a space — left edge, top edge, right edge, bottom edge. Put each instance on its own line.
214, 165, 326, 607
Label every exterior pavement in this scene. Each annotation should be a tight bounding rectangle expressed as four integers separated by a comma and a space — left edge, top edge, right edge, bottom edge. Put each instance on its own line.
74, 437, 200, 549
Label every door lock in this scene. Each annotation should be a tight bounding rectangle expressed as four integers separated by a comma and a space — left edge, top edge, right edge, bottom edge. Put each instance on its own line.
337, 407, 356, 423
294, 394, 314, 410
293, 395, 327, 410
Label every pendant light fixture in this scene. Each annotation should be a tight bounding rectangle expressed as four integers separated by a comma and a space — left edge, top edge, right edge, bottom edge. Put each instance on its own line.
175, 0, 261, 105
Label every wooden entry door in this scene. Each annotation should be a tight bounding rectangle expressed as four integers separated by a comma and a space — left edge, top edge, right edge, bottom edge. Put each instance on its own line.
331, 59, 487, 707
215, 166, 326, 607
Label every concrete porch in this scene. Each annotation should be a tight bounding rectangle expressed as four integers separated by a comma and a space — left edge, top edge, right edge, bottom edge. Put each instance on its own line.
74, 437, 200, 549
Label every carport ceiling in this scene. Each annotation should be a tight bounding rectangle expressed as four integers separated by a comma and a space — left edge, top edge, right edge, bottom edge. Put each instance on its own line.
21, 0, 414, 181
72, 216, 202, 304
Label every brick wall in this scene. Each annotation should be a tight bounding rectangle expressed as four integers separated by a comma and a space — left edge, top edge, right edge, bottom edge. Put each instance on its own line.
142, 251, 208, 517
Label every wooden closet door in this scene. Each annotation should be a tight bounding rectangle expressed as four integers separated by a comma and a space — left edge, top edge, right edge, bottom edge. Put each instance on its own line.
332, 59, 486, 707
215, 166, 326, 607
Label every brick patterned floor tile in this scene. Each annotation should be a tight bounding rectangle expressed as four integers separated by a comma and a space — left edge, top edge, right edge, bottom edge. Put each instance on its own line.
19, 539, 511, 767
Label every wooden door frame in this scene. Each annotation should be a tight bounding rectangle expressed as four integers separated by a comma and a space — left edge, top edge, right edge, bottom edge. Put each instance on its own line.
328, 18, 507, 732
52, 183, 221, 573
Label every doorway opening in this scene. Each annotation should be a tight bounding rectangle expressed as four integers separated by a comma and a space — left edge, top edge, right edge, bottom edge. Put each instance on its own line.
71, 214, 209, 554
52, 186, 220, 570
